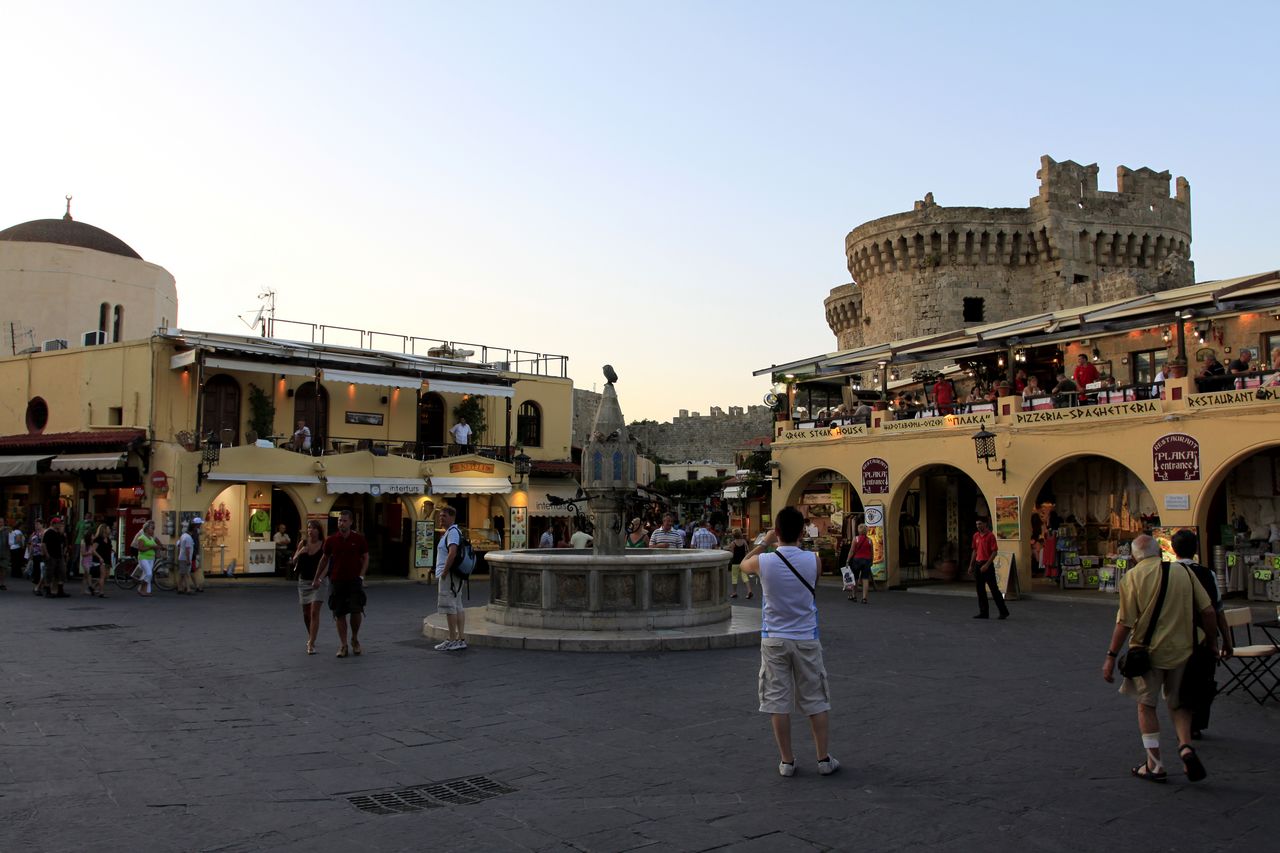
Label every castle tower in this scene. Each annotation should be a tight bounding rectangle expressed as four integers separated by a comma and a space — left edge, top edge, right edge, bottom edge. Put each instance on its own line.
826, 156, 1193, 350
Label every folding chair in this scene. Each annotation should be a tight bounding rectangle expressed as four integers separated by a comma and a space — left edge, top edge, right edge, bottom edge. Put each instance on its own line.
1221, 608, 1280, 705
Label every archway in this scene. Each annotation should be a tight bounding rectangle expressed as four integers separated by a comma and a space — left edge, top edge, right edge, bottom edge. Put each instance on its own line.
890, 463, 992, 585
270, 486, 304, 574
1023, 454, 1156, 590
326, 493, 419, 576
418, 392, 446, 458
293, 382, 329, 454
790, 468, 864, 575
1194, 442, 1280, 599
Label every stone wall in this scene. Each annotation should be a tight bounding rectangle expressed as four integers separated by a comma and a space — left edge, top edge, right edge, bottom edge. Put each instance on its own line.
825, 155, 1194, 350
574, 389, 771, 465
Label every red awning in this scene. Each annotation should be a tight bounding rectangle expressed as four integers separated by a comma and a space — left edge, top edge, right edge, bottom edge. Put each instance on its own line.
0, 429, 146, 453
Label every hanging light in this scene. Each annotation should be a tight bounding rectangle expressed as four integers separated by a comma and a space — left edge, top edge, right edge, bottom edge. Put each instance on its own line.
1161, 328, 1171, 344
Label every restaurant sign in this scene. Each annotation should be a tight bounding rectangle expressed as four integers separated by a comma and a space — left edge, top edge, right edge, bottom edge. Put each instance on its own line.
1187, 386, 1279, 410
880, 412, 993, 433
1153, 433, 1200, 482
861, 457, 889, 494
450, 461, 495, 474
780, 424, 867, 442
1013, 400, 1159, 425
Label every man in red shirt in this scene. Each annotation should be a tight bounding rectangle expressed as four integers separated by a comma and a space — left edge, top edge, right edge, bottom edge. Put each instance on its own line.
313, 509, 369, 657
968, 518, 1009, 619
932, 377, 954, 415
1073, 353, 1100, 390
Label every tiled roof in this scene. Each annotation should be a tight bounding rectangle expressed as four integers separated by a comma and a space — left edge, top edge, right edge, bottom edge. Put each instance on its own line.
0, 429, 146, 452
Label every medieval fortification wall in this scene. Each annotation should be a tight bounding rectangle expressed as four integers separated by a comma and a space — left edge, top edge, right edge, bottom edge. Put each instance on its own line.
574, 389, 771, 465
824, 156, 1194, 349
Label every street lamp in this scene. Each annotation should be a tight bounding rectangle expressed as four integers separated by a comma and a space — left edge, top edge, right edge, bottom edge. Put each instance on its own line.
971, 427, 1006, 483
512, 449, 532, 489
197, 438, 221, 489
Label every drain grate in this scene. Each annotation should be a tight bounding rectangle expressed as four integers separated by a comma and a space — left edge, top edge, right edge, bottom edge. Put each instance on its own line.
51, 624, 122, 633
348, 776, 517, 815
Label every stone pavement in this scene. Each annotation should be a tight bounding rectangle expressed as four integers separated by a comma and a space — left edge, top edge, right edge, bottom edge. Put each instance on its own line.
2, 580, 1277, 853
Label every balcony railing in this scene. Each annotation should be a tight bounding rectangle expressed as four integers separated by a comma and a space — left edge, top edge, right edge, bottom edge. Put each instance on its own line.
275, 435, 513, 462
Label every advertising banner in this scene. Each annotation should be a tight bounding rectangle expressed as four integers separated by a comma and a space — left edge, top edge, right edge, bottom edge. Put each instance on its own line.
865, 503, 887, 581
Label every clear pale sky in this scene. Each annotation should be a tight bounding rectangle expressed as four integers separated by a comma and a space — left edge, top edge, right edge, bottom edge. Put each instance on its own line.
3, 2, 1277, 421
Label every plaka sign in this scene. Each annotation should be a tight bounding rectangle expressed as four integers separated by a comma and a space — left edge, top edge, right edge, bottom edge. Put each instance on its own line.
861, 457, 889, 494
1153, 433, 1200, 481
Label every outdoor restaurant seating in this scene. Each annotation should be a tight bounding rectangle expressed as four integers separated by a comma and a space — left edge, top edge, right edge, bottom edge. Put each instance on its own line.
1221, 607, 1279, 705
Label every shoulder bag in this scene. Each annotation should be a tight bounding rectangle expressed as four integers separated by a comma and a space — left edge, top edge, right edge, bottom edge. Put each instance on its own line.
1117, 562, 1169, 679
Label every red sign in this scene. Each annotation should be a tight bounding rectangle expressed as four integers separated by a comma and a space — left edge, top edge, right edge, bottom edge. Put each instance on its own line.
150, 470, 169, 494
861, 457, 890, 494
1153, 434, 1200, 481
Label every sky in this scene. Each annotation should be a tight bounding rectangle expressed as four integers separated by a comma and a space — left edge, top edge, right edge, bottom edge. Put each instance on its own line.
3, 1, 1278, 421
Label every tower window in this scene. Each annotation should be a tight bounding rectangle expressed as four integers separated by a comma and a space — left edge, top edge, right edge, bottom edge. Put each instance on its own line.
962, 298, 985, 323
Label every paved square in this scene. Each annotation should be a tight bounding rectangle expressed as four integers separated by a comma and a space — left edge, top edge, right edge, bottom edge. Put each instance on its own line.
2, 581, 1277, 852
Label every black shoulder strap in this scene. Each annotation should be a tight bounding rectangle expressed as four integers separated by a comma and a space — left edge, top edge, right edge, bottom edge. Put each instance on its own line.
775, 550, 816, 599
1140, 562, 1171, 647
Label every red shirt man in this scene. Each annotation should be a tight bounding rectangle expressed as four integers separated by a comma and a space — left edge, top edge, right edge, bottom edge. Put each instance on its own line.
321, 524, 369, 582
968, 518, 1008, 619
1073, 355, 1100, 389
933, 378, 954, 414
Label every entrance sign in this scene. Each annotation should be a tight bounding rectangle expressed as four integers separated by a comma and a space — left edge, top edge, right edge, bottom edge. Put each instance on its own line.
865, 503, 887, 581
861, 458, 889, 494
1153, 433, 1200, 481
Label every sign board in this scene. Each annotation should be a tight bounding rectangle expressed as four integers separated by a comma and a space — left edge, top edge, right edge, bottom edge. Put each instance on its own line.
509, 506, 528, 550
150, 471, 169, 495
414, 519, 436, 569
880, 412, 993, 434
1163, 493, 1191, 511
1187, 387, 1279, 409
995, 496, 1021, 540
779, 424, 867, 443
1014, 400, 1159, 425
861, 457, 889, 494
450, 461, 495, 474
865, 503, 887, 581
1153, 433, 1200, 481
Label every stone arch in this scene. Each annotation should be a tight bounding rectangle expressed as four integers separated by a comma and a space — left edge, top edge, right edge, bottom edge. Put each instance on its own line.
1192, 438, 1280, 554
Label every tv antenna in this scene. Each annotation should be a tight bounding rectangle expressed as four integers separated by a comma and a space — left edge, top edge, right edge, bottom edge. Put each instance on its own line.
237, 288, 276, 337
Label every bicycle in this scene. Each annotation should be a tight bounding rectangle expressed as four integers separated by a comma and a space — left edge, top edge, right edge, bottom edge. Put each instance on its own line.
111, 557, 175, 591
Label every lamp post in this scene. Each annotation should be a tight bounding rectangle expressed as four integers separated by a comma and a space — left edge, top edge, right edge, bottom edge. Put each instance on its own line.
971, 427, 1006, 483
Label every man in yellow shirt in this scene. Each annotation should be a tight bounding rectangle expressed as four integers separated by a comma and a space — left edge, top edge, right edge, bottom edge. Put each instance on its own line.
1102, 534, 1216, 783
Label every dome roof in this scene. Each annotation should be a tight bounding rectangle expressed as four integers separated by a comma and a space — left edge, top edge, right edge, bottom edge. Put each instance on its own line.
0, 216, 142, 260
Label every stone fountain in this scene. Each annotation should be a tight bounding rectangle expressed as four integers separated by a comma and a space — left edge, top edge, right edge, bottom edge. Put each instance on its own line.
423, 366, 757, 651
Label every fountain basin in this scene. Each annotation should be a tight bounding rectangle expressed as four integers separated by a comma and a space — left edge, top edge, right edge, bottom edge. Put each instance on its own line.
485, 548, 732, 631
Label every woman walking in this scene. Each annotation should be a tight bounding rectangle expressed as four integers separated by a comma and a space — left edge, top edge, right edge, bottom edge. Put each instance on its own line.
726, 527, 752, 599
90, 523, 113, 597
28, 519, 45, 595
293, 520, 326, 655
131, 519, 159, 597
846, 523, 873, 603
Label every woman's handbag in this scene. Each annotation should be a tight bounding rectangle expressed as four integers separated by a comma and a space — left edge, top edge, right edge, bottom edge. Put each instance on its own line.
1117, 562, 1170, 679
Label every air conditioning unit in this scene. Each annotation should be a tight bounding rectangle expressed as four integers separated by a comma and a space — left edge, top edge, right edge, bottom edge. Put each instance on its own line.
83, 330, 107, 346
487, 360, 510, 371
42, 338, 69, 351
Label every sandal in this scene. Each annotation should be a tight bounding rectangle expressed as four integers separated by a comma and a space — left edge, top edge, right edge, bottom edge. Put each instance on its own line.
306, 642, 315, 655
336, 645, 348, 658
352, 641, 362, 656
1179, 744, 1207, 782
1131, 762, 1167, 783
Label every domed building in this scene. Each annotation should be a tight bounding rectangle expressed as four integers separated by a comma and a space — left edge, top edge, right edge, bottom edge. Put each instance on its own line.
0, 201, 177, 351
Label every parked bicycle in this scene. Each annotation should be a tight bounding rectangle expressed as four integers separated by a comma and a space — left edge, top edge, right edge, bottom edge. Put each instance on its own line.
111, 557, 175, 592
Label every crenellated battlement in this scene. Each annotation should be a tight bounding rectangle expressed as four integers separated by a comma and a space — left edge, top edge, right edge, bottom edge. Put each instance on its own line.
826, 155, 1195, 350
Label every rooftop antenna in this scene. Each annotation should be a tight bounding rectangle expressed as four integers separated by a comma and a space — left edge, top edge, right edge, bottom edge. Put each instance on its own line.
257, 288, 276, 337
64, 194, 73, 221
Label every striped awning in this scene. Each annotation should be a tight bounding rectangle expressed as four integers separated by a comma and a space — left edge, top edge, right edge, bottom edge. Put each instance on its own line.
0, 455, 52, 477
429, 476, 512, 495
49, 453, 126, 472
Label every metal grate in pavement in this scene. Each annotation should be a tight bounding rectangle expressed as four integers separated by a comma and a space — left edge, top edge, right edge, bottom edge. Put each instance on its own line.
347, 776, 518, 815
50, 624, 122, 632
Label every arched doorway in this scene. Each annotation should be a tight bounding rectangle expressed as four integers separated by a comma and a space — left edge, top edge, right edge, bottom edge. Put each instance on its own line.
791, 468, 863, 575
293, 382, 329, 455
327, 493, 417, 576
892, 464, 991, 584
1024, 454, 1156, 590
270, 487, 304, 574
418, 392, 446, 458
1196, 443, 1280, 599
201, 374, 241, 445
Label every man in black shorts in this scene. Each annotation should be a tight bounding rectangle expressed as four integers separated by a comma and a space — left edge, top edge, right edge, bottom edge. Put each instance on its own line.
313, 510, 369, 658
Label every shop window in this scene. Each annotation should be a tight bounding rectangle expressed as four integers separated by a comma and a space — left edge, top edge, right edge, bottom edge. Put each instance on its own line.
1131, 348, 1168, 385
963, 297, 984, 323
25, 397, 49, 433
201, 374, 241, 445
517, 401, 542, 447
687, 470, 698, 481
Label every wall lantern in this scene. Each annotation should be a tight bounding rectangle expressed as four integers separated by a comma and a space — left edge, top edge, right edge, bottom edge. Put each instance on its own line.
971, 427, 1006, 483
511, 449, 532, 489
850, 374, 862, 390
764, 459, 782, 488
197, 439, 221, 488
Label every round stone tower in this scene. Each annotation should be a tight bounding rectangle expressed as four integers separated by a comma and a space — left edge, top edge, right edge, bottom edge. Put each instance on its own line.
826, 156, 1194, 350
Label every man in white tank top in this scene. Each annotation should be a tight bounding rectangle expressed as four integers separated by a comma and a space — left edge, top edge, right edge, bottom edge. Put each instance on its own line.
740, 506, 839, 778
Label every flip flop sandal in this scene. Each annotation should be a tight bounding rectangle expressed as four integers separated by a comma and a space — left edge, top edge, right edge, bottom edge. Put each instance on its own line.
1179, 745, 1207, 782
1131, 763, 1167, 783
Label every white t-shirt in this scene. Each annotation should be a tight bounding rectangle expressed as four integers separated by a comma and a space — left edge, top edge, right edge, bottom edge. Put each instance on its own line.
569, 530, 593, 549
759, 545, 820, 640
450, 423, 472, 444
8, 529, 23, 550
177, 532, 195, 563
294, 425, 311, 449
435, 524, 461, 578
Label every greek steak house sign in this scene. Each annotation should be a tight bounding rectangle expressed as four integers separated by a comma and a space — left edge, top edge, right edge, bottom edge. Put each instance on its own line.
1153, 433, 1200, 482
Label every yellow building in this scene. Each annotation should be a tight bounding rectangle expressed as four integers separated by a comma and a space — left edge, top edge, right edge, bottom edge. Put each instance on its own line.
756, 272, 1280, 598
0, 211, 576, 578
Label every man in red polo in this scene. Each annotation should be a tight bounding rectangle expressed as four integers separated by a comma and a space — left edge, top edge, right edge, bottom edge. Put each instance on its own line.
313, 510, 369, 658
968, 518, 1009, 619
1073, 353, 1100, 390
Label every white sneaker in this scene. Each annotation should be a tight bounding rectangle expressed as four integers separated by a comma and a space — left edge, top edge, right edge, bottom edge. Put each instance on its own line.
778, 761, 796, 777
434, 639, 456, 650
451, 639, 468, 651
818, 756, 840, 776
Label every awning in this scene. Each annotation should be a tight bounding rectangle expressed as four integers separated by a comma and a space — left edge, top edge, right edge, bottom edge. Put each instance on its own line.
429, 476, 512, 495
206, 472, 322, 485
200, 356, 317, 377
529, 481, 585, 516
0, 455, 52, 477
322, 368, 422, 390
722, 486, 744, 499
325, 476, 427, 495
50, 453, 126, 472
422, 378, 515, 399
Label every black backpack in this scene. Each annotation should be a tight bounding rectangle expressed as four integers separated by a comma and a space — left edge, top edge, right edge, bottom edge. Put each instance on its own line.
448, 525, 476, 598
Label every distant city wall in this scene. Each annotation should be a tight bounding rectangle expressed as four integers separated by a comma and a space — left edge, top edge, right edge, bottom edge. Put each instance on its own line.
574, 389, 771, 465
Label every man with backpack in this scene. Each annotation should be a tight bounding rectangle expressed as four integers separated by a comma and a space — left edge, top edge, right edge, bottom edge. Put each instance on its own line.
434, 506, 469, 651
